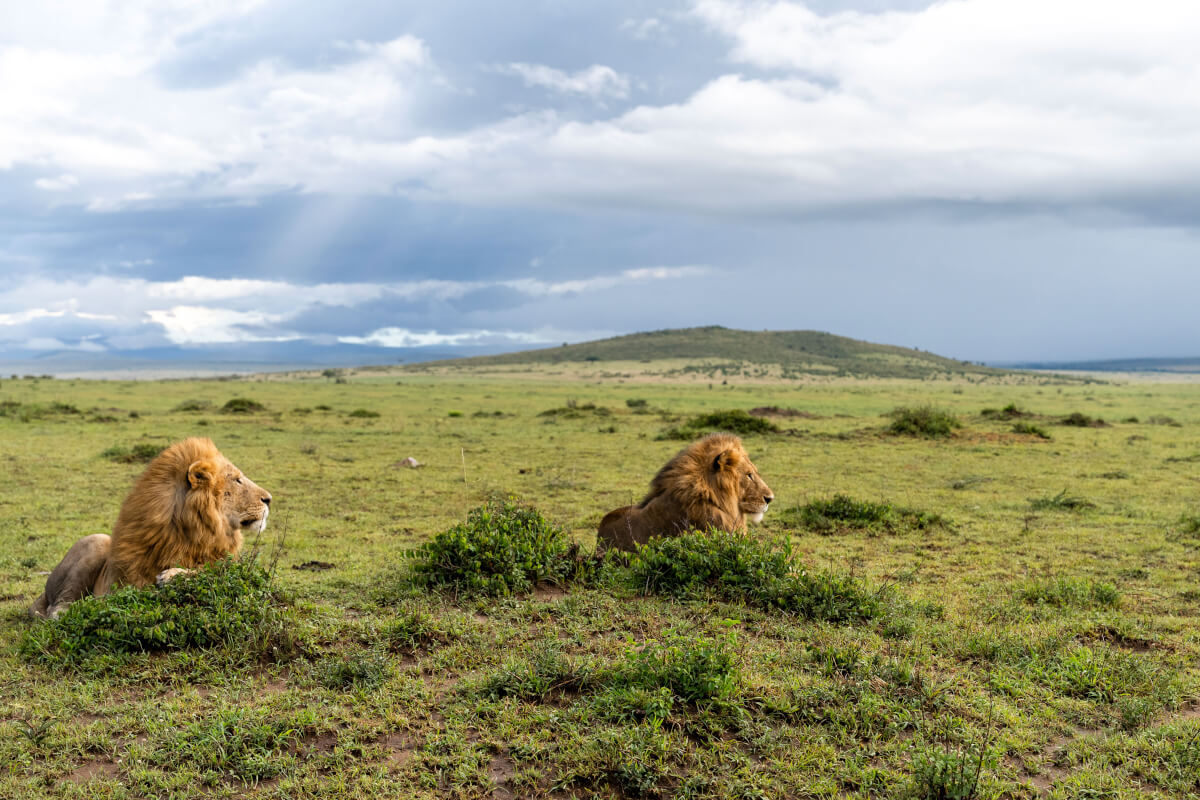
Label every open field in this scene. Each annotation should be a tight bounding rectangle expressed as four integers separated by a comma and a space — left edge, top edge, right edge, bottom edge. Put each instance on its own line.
1, 369, 1199, 798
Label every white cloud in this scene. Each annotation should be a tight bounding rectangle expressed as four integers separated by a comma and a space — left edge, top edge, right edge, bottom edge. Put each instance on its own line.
6, 0, 1200, 220
0, 267, 708, 351
621, 17, 668, 41
497, 63, 631, 99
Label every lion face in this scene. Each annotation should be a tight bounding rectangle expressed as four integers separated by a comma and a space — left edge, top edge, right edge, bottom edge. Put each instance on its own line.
218, 460, 272, 535
730, 452, 774, 524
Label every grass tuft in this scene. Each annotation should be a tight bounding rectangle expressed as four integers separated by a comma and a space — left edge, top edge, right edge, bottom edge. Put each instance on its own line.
221, 397, 268, 414
1013, 576, 1120, 610
100, 443, 163, 463
782, 494, 948, 535
658, 409, 779, 440
1011, 422, 1051, 439
887, 406, 960, 438
629, 529, 887, 622
1029, 489, 1096, 511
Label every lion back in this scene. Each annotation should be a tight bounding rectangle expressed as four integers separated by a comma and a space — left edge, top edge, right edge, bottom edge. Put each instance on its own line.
108, 437, 236, 587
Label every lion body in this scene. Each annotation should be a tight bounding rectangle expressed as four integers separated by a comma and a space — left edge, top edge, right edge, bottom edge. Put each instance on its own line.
30, 438, 271, 619
597, 433, 773, 552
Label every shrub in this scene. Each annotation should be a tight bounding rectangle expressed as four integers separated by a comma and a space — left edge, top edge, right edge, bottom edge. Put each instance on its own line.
1011, 422, 1051, 439
407, 496, 583, 596
625, 398, 649, 409
100, 443, 163, 463
658, 409, 779, 440
784, 494, 947, 535
1029, 489, 1096, 511
172, 399, 211, 412
887, 406, 959, 438
628, 529, 886, 623
981, 402, 1028, 419
347, 408, 380, 418
221, 398, 267, 414
539, 401, 611, 419
1060, 412, 1106, 427
614, 634, 738, 704
21, 557, 293, 670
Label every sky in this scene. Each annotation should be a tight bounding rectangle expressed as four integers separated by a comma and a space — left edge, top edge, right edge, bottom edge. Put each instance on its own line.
2, 0, 1200, 366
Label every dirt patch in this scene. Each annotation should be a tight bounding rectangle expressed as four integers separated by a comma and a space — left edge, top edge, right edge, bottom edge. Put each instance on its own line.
532, 584, 568, 602
68, 760, 119, 783
489, 751, 517, 799
381, 733, 417, 771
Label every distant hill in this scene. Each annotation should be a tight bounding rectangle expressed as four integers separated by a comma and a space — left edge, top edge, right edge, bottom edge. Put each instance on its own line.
414, 326, 1003, 379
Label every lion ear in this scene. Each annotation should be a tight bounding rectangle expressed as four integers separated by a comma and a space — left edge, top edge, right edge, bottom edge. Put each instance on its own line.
187, 459, 219, 489
712, 451, 732, 472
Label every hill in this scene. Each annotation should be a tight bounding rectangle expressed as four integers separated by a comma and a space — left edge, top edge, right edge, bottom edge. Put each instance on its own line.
415, 326, 1001, 379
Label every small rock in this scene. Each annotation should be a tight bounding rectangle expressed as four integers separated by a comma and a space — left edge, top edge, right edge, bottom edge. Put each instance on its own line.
398, 457, 421, 468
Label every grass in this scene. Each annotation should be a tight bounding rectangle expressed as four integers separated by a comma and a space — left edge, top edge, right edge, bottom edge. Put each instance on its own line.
657, 408, 780, 439
1, 369, 1199, 798
99, 442, 163, 463
1030, 489, 1098, 511
782, 494, 948, 534
887, 405, 960, 438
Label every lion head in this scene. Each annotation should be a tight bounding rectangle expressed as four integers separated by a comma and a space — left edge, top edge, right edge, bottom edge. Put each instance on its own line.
108, 437, 271, 588
597, 433, 774, 552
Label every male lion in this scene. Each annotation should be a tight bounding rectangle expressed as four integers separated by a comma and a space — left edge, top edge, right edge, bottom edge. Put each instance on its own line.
597, 433, 774, 552
30, 437, 271, 619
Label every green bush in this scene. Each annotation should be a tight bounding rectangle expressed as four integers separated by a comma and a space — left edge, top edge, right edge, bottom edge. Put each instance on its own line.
221, 397, 267, 414
783, 494, 947, 534
1060, 412, 1105, 427
407, 496, 584, 596
1011, 422, 1051, 439
614, 634, 738, 704
1029, 489, 1096, 511
347, 408, 380, 418
628, 529, 886, 623
20, 557, 292, 670
658, 409, 779, 440
172, 399, 211, 412
100, 443, 162, 463
887, 406, 960, 438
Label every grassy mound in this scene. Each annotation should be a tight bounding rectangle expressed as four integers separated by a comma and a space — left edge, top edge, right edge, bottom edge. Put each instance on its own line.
783, 494, 948, 535
887, 405, 960, 438
21, 557, 293, 670
100, 443, 162, 463
221, 398, 268, 414
628, 529, 887, 623
658, 409, 780, 440
406, 497, 587, 596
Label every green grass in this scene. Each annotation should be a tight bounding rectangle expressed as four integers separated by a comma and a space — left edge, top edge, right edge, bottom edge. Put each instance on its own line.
657, 408, 780, 439
782, 493, 948, 534
888, 405, 961, 438
2, 368, 1199, 798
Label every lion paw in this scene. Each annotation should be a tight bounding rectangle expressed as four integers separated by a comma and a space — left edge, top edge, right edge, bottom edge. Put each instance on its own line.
155, 567, 191, 587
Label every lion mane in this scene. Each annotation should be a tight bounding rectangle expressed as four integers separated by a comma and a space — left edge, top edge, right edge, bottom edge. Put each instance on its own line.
30, 437, 271, 619
597, 433, 774, 552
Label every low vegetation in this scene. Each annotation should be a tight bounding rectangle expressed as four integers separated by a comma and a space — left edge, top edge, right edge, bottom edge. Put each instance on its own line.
2, 369, 1199, 798
782, 494, 948, 534
887, 405, 960, 438
658, 408, 780, 439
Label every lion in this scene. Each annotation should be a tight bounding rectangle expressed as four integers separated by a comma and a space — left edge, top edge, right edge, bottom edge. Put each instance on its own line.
30, 437, 271, 619
597, 433, 774, 552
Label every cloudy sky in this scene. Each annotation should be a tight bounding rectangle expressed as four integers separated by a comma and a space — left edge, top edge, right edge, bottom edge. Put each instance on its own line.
3, 0, 1199, 366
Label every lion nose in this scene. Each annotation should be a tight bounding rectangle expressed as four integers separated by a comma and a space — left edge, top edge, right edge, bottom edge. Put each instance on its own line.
764, 495, 774, 505
262, 495, 272, 506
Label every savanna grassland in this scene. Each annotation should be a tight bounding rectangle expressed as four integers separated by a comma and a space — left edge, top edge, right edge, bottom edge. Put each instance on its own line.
1, 365, 1199, 799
